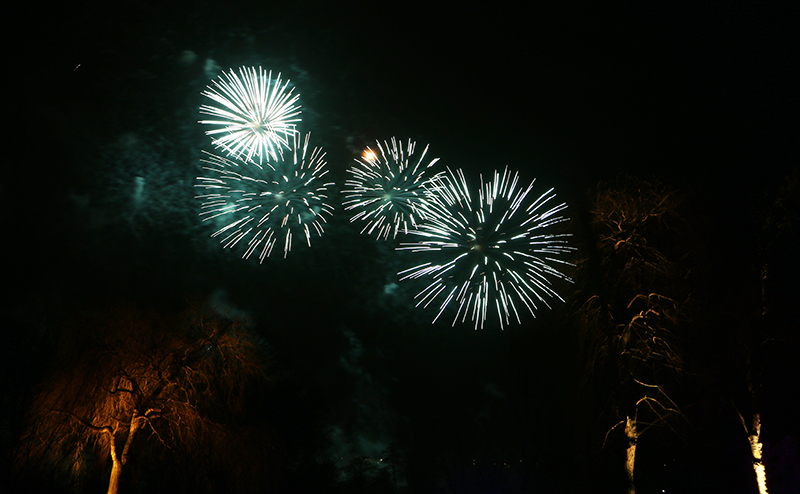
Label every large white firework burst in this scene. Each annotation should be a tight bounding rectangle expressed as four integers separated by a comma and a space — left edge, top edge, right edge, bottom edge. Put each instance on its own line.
199, 66, 301, 165
398, 167, 574, 329
195, 133, 334, 260
343, 137, 442, 240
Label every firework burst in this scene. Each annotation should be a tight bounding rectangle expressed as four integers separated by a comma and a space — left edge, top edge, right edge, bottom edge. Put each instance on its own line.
398, 167, 574, 329
343, 137, 442, 240
199, 66, 301, 164
195, 133, 334, 260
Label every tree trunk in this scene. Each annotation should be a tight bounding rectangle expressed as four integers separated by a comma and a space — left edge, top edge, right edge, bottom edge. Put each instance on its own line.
107, 457, 123, 494
748, 413, 769, 494
105, 417, 142, 494
624, 416, 638, 494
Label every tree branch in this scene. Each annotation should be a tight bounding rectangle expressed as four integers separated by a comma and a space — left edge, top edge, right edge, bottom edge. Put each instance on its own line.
602, 420, 626, 450
53, 409, 115, 435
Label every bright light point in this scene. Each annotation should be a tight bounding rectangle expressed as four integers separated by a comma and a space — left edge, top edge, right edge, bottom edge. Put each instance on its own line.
398, 166, 574, 329
362, 149, 377, 161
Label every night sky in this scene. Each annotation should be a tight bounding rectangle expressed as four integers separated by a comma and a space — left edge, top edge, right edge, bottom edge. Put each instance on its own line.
5, 1, 799, 493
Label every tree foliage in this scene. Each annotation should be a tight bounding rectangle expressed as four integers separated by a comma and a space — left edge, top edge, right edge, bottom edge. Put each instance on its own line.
572, 177, 696, 492
577, 179, 692, 394
14, 300, 274, 493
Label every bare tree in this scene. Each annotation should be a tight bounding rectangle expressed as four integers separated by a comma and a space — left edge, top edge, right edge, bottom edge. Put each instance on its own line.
15, 300, 270, 494
733, 170, 800, 494
574, 178, 693, 494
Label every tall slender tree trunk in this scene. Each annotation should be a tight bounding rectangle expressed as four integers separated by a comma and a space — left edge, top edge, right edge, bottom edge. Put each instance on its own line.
106, 426, 122, 494
624, 416, 638, 494
748, 413, 769, 494
107, 456, 123, 494
747, 261, 770, 494
106, 417, 142, 494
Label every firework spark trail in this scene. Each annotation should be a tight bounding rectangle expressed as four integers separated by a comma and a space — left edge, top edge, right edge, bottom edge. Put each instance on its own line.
195, 132, 334, 260
199, 66, 301, 165
398, 167, 574, 329
343, 137, 442, 240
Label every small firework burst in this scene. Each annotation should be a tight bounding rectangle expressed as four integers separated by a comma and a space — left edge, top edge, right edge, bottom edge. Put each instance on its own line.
343, 137, 442, 240
398, 167, 574, 328
199, 66, 301, 164
195, 133, 334, 260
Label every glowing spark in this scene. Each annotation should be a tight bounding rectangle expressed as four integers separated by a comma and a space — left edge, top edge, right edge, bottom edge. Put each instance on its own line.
343, 137, 442, 240
398, 167, 574, 328
199, 66, 301, 165
195, 132, 334, 260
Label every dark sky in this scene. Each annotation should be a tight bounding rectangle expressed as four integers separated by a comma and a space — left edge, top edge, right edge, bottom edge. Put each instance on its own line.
9, 1, 793, 303
5, 1, 799, 492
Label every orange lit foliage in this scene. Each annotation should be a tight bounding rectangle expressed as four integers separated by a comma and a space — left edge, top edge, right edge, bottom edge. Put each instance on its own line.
16, 301, 270, 494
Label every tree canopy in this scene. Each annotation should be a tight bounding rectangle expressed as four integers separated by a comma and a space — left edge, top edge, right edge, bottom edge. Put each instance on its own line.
14, 300, 279, 494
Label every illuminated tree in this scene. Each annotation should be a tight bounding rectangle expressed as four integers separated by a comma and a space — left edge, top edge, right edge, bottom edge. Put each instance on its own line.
15, 301, 270, 494
733, 171, 800, 494
573, 178, 693, 494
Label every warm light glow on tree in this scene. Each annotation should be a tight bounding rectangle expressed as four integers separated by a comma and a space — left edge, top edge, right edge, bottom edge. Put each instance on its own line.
576, 178, 692, 494
748, 413, 769, 494
15, 302, 269, 494
624, 416, 637, 494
